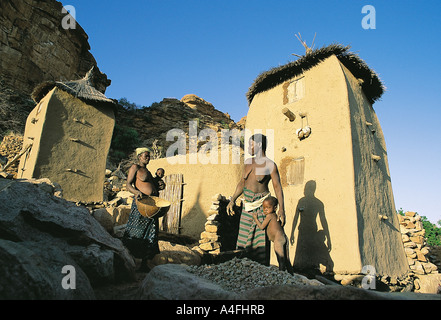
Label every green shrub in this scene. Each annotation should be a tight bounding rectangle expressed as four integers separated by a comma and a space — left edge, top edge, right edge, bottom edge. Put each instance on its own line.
118, 97, 139, 112
111, 124, 140, 159
421, 216, 441, 246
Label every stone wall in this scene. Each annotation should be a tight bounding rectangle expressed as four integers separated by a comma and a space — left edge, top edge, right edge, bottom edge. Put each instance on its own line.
399, 211, 439, 275
196, 194, 242, 261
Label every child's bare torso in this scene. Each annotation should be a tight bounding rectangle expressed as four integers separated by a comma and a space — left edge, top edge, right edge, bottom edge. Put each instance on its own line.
265, 213, 285, 242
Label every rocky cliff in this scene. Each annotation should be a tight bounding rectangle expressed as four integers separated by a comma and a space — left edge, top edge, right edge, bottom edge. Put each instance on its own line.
112, 94, 243, 165
0, 0, 243, 167
0, 0, 110, 137
0, 0, 110, 94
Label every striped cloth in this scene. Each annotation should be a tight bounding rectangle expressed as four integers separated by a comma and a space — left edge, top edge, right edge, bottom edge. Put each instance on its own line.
236, 188, 270, 265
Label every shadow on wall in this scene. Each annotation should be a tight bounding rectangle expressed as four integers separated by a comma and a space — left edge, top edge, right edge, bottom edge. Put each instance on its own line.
290, 180, 334, 275
180, 182, 206, 238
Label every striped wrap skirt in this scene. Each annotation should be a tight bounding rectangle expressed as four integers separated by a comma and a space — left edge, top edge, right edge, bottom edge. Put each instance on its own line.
236, 188, 270, 265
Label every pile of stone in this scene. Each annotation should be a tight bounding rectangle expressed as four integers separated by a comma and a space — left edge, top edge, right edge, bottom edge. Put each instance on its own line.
197, 194, 225, 254
0, 133, 23, 178
398, 211, 439, 275
187, 257, 323, 294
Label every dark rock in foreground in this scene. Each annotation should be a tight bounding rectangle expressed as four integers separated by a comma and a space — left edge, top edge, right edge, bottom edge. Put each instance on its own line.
0, 178, 136, 299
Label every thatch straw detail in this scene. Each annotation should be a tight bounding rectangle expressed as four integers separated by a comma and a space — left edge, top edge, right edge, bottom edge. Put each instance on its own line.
246, 44, 385, 105
31, 67, 116, 109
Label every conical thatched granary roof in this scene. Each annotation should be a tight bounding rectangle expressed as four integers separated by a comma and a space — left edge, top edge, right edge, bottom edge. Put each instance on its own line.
246, 44, 385, 105
31, 67, 116, 109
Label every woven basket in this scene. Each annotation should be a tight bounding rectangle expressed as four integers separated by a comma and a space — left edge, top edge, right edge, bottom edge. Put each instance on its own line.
136, 196, 171, 218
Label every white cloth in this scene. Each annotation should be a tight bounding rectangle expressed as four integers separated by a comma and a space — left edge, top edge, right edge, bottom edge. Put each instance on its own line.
243, 192, 270, 212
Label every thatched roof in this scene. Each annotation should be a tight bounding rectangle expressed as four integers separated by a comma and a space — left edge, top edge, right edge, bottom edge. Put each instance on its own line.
31, 67, 116, 110
246, 44, 385, 105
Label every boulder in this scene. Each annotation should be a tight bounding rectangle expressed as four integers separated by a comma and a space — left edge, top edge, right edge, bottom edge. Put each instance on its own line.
115, 190, 134, 205
0, 178, 136, 299
67, 244, 115, 286
0, 239, 95, 299
92, 207, 115, 234
147, 240, 202, 269
135, 264, 237, 300
414, 274, 441, 294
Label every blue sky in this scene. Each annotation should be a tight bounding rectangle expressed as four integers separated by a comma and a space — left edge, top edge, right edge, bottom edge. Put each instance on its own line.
64, 0, 441, 223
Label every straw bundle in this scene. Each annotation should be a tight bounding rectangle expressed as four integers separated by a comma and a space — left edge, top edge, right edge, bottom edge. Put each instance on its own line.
31, 67, 116, 109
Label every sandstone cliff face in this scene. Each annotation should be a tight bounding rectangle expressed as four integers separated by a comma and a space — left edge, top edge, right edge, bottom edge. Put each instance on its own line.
0, 0, 110, 95
113, 94, 243, 163
0, 0, 244, 167
0, 0, 110, 138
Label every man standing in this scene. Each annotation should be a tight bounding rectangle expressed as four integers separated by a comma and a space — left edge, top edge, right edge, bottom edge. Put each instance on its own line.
227, 134, 285, 265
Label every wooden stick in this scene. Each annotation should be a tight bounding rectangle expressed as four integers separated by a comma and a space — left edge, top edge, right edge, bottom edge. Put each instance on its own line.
0, 144, 32, 172
282, 107, 296, 122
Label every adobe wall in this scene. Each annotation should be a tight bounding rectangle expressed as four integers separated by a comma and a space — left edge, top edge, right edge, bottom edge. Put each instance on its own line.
341, 63, 408, 277
149, 155, 243, 239
19, 88, 115, 203
245, 54, 409, 278
245, 55, 363, 275
18, 89, 49, 179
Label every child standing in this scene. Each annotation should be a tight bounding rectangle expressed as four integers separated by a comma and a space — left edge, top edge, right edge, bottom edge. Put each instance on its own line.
252, 196, 293, 274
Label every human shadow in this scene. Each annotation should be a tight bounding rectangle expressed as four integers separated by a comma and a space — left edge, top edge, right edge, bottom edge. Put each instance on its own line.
290, 180, 333, 276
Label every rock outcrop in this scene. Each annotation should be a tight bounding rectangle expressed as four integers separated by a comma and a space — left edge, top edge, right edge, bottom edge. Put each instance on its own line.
0, 3, 243, 163
0, 0, 110, 138
0, 178, 136, 299
113, 95, 241, 163
181, 94, 232, 124
0, 0, 110, 95
0, 238, 95, 300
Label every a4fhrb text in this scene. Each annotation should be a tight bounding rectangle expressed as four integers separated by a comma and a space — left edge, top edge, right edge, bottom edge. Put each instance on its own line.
176, 304, 264, 317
